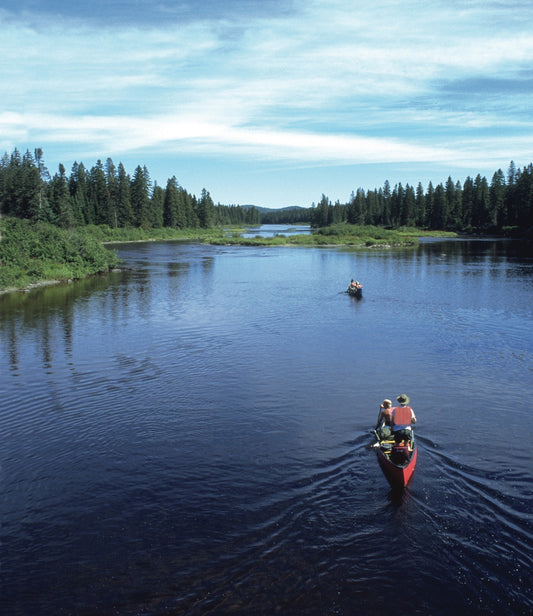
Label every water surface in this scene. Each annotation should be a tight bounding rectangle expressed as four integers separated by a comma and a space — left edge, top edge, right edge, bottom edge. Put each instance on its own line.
1, 234, 532, 615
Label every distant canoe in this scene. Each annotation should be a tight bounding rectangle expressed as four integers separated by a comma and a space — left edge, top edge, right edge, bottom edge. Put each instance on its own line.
347, 286, 363, 298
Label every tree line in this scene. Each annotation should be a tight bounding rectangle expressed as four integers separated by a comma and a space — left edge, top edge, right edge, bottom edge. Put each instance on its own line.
309, 161, 533, 233
0, 148, 261, 230
1, 148, 531, 235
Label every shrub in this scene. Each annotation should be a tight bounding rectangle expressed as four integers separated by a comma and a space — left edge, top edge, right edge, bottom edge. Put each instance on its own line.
0, 218, 120, 291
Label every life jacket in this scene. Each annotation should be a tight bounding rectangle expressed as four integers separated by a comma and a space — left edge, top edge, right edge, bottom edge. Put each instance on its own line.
392, 405, 412, 427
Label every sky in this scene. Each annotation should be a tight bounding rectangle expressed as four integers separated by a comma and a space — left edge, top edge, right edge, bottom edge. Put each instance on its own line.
1, 0, 532, 209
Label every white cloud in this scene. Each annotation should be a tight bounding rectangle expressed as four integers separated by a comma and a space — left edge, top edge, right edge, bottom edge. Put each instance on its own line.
0, 110, 454, 164
1, 0, 532, 177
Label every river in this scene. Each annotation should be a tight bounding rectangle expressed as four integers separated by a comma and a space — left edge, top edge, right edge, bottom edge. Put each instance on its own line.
1, 230, 532, 615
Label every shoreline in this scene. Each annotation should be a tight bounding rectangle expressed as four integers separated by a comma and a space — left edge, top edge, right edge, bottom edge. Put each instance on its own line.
0, 228, 473, 296
0, 278, 64, 296
0, 268, 123, 296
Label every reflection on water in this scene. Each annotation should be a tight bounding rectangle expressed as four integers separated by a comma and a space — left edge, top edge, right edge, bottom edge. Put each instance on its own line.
1, 238, 532, 615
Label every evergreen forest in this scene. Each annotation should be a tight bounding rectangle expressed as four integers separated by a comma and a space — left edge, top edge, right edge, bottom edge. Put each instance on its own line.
1, 148, 532, 236
0, 148, 261, 230
308, 161, 533, 234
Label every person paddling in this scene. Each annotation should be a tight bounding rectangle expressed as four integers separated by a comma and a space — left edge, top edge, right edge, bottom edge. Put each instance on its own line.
375, 399, 393, 440
391, 394, 416, 446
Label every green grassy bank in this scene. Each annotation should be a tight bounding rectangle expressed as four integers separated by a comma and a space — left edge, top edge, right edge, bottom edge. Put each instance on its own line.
208, 224, 457, 247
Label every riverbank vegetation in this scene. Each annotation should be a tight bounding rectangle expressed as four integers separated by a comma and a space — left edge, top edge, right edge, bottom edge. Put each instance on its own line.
307, 162, 533, 235
0, 148, 260, 231
1, 146, 532, 291
0, 217, 121, 292
1, 148, 532, 236
207, 224, 457, 247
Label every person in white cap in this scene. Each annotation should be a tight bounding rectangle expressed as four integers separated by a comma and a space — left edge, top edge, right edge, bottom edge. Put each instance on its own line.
375, 398, 393, 440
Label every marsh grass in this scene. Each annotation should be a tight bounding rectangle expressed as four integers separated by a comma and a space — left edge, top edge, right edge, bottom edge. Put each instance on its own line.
92, 225, 225, 243
207, 223, 455, 247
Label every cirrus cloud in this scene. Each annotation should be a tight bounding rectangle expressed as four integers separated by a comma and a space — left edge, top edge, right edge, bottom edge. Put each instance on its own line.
1, 0, 532, 206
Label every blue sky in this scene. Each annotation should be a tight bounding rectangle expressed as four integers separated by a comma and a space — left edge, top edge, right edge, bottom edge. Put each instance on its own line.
1, 0, 532, 208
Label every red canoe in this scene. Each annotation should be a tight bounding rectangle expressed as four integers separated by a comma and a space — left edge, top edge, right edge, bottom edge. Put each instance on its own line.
375, 438, 418, 489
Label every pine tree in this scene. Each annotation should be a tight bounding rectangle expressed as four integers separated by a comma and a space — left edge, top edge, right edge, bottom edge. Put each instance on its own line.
116, 163, 133, 227
351, 188, 366, 224
34, 148, 50, 217
507, 160, 518, 186
105, 158, 119, 228
50, 164, 75, 228
472, 174, 489, 229
311, 194, 331, 228
4, 149, 23, 217
430, 183, 447, 229
150, 183, 164, 228
453, 181, 463, 229
401, 184, 416, 227
367, 189, 380, 225
514, 164, 533, 229
88, 160, 109, 225
131, 165, 151, 228
424, 182, 435, 229
390, 183, 404, 226
183, 189, 198, 228
163, 176, 180, 228
382, 180, 391, 227
461, 177, 475, 229
346, 191, 357, 224
197, 188, 216, 228
69, 162, 89, 225
445, 176, 460, 229
415, 182, 425, 227
21, 150, 43, 220
489, 169, 506, 228
332, 200, 344, 224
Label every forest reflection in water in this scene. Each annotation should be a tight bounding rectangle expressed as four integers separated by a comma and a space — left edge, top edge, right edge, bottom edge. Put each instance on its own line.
0, 236, 532, 615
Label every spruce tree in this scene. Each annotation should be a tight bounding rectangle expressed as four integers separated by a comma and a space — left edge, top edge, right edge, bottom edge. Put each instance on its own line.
89, 160, 109, 225
131, 165, 151, 228
163, 176, 180, 228
472, 174, 489, 229
105, 158, 119, 228
514, 164, 533, 229
401, 184, 416, 227
430, 183, 447, 230
415, 182, 425, 227
150, 183, 164, 228
116, 163, 133, 227
50, 164, 75, 228
489, 169, 506, 228
197, 188, 216, 228
382, 181, 392, 227
461, 177, 475, 229
21, 150, 43, 220
69, 162, 89, 225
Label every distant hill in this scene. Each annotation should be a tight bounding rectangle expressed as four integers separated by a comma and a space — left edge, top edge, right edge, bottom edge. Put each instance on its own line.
239, 204, 308, 214
217, 203, 311, 224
